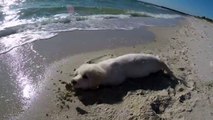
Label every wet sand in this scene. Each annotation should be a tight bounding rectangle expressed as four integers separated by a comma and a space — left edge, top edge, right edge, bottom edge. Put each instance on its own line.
32, 27, 154, 62
0, 19, 158, 120
1, 17, 213, 120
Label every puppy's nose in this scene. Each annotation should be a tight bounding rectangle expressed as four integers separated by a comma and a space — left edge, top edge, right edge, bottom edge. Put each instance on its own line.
71, 80, 77, 85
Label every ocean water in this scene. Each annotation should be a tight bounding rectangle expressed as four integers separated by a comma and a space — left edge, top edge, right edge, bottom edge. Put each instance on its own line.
0, 0, 182, 54
0, 0, 183, 119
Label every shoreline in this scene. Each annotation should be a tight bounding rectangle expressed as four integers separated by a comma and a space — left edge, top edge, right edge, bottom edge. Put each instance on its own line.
31, 17, 182, 63
32, 27, 155, 63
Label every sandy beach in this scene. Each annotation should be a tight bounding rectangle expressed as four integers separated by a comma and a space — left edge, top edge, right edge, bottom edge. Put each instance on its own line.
1, 16, 213, 120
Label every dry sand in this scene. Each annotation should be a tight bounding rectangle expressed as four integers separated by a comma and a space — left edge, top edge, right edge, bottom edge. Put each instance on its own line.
17, 17, 213, 120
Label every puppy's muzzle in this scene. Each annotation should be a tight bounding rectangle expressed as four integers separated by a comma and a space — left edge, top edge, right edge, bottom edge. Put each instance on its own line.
71, 80, 77, 85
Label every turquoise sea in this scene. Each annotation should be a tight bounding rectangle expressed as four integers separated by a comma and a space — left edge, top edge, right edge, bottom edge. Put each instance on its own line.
0, 0, 183, 54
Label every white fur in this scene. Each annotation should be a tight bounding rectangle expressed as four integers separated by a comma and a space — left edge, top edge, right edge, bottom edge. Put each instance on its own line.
72, 53, 172, 89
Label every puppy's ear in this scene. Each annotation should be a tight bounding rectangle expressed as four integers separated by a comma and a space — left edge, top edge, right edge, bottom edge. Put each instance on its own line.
91, 66, 106, 88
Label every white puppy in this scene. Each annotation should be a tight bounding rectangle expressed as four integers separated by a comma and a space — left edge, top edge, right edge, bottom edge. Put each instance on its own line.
72, 53, 173, 89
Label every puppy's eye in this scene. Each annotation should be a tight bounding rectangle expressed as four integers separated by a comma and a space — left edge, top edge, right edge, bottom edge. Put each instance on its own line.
82, 74, 88, 79
74, 73, 77, 76
74, 71, 78, 76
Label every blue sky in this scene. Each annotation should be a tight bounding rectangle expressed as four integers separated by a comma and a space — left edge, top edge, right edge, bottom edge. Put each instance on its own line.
140, 0, 213, 19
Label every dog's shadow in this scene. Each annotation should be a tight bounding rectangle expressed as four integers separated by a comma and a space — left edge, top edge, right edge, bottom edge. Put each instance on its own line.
74, 71, 180, 106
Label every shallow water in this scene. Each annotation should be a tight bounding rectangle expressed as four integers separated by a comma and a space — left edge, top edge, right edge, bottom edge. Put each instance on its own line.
0, 0, 182, 54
